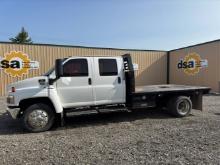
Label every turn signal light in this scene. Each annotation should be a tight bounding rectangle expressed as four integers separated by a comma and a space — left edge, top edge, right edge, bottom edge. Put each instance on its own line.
11, 87, 16, 92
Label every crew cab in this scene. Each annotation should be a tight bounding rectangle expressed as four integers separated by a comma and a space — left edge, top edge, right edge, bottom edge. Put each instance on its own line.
6, 54, 210, 132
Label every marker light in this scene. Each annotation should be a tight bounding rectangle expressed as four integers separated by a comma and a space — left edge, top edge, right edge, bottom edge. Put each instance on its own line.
11, 87, 16, 92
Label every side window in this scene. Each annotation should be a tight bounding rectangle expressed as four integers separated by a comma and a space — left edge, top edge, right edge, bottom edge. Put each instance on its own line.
63, 59, 88, 76
99, 59, 118, 76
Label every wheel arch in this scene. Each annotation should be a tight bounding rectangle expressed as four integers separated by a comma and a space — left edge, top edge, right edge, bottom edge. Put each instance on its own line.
19, 97, 56, 118
156, 93, 191, 108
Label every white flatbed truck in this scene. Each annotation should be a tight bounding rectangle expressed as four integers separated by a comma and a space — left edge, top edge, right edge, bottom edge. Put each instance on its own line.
6, 54, 210, 132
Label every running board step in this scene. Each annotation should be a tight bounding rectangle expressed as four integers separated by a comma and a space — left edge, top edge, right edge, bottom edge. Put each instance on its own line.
65, 108, 129, 117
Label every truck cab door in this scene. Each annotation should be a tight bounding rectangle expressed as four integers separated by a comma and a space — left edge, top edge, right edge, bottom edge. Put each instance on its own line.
56, 57, 94, 108
93, 57, 126, 105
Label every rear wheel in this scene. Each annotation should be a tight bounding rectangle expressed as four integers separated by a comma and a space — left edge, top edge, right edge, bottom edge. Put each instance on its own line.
22, 103, 55, 132
168, 96, 192, 117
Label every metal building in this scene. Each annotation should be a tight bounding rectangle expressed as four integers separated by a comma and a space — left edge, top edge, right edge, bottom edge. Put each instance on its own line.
169, 40, 220, 93
0, 39, 220, 96
0, 42, 167, 96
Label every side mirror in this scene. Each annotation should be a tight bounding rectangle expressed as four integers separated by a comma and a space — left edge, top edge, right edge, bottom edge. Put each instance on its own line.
55, 59, 63, 78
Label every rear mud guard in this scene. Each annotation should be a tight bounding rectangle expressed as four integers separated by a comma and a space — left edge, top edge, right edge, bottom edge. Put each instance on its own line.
191, 91, 203, 111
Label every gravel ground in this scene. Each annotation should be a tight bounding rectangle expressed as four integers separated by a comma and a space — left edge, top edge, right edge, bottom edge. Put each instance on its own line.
0, 96, 220, 165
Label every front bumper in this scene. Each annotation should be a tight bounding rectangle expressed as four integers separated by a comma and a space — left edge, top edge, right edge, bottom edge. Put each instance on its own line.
6, 107, 20, 119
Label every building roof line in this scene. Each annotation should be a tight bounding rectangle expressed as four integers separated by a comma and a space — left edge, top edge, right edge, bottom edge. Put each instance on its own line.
169, 39, 220, 52
1, 39, 219, 53
0, 41, 167, 52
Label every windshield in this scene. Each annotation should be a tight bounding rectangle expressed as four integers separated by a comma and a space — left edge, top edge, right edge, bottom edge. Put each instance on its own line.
42, 67, 54, 76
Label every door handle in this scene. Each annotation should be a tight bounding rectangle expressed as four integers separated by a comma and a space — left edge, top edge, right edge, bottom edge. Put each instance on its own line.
118, 77, 121, 84
88, 78, 92, 85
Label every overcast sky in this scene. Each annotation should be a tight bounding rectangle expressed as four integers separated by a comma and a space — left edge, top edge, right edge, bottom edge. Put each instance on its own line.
0, 0, 220, 50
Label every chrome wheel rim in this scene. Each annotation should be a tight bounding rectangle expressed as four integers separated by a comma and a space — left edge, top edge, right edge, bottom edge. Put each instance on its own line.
177, 100, 190, 115
28, 110, 48, 129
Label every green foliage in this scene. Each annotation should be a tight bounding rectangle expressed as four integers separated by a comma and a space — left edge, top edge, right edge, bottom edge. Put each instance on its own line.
9, 27, 33, 43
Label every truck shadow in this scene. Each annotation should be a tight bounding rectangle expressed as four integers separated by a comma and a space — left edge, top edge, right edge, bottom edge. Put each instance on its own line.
65, 109, 168, 125
0, 109, 187, 135
62, 109, 182, 131
0, 112, 23, 135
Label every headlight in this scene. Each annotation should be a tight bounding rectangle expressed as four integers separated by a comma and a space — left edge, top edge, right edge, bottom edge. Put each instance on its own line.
7, 95, 15, 104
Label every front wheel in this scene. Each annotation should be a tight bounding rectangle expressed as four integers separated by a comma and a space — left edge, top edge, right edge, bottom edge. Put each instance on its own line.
168, 96, 192, 117
22, 103, 55, 132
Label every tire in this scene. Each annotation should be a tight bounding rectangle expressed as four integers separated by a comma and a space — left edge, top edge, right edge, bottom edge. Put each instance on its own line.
168, 96, 192, 117
22, 103, 55, 132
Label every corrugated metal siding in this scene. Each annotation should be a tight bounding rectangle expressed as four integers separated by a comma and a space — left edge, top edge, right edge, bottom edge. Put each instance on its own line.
0, 43, 167, 96
169, 41, 220, 92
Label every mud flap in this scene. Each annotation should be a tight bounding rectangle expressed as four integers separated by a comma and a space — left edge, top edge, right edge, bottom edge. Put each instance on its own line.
56, 112, 65, 127
191, 91, 203, 111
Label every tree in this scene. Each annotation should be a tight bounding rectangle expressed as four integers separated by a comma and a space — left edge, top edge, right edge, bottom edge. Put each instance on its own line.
9, 27, 33, 43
